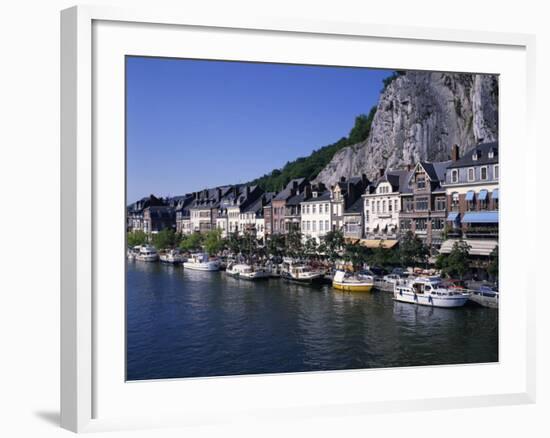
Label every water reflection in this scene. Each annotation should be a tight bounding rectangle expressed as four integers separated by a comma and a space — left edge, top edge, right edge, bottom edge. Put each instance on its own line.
126, 261, 498, 380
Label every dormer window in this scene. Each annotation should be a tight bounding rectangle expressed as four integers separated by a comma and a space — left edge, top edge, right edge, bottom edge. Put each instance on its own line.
473, 150, 481, 161
488, 150, 494, 159
451, 169, 458, 183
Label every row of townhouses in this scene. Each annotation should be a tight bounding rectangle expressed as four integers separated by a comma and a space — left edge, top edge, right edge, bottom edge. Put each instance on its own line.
127, 141, 499, 258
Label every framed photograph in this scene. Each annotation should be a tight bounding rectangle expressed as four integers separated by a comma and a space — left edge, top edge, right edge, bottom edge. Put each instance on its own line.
61, 5, 536, 433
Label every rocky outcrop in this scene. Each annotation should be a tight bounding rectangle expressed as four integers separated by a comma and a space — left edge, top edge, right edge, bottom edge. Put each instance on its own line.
314, 71, 498, 187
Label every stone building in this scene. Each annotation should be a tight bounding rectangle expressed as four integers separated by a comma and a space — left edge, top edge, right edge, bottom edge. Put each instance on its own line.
399, 161, 451, 250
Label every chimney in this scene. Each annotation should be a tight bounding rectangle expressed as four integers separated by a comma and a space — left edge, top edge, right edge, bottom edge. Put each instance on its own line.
246, 186, 251, 196
361, 173, 368, 185
217, 188, 222, 201
292, 180, 298, 190
304, 185, 312, 199
407, 163, 413, 171
340, 176, 346, 183
451, 144, 460, 161
379, 168, 385, 177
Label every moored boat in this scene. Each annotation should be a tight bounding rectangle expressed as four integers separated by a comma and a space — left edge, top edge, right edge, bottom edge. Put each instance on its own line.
135, 245, 158, 262
183, 253, 220, 271
332, 270, 374, 292
225, 263, 251, 278
281, 263, 324, 284
159, 249, 186, 264
469, 285, 499, 309
393, 277, 469, 308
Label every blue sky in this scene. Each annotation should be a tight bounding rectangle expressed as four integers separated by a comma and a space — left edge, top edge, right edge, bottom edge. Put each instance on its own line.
126, 56, 392, 203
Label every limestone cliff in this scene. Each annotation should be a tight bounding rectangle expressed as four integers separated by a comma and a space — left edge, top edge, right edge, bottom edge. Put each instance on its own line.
314, 71, 498, 186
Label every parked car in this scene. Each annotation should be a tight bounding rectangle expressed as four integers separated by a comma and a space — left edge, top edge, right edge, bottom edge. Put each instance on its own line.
441, 279, 467, 291
391, 267, 408, 278
368, 266, 388, 279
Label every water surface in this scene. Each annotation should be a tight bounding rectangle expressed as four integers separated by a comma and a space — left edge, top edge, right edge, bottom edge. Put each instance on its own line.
126, 261, 498, 380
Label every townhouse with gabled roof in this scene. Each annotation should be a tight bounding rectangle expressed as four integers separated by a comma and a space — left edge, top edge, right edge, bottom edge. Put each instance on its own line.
440, 142, 499, 262
363, 169, 411, 240
127, 194, 167, 232
330, 175, 369, 233
270, 178, 309, 235
300, 185, 332, 243
399, 160, 451, 250
189, 186, 232, 233
239, 192, 276, 242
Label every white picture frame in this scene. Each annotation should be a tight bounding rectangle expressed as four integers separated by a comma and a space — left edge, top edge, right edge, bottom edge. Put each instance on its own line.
61, 4, 536, 433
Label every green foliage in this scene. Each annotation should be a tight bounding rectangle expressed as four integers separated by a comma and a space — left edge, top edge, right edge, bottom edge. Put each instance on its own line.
399, 231, 429, 268
203, 229, 223, 256
248, 108, 377, 192
127, 230, 147, 247
343, 242, 370, 270
240, 230, 258, 260
151, 228, 177, 250
436, 239, 471, 278
179, 232, 204, 252
303, 237, 319, 258
224, 231, 241, 255
285, 229, 303, 258
320, 230, 345, 262
368, 241, 393, 267
266, 234, 286, 258
347, 107, 377, 145
488, 245, 498, 279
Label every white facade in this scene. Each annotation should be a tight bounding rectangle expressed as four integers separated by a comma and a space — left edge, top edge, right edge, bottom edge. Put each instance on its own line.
255, 217, 266, 241
300, 195, 332, 243
226, 206, 240, 235
216, 216, 228, 238
363, 181, 400, 238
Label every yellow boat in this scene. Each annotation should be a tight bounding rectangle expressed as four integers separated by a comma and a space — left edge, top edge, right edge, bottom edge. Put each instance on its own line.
332, 270, 374, 292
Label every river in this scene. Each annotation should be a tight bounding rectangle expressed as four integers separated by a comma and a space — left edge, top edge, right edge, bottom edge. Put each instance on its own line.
126, 261, 498, 380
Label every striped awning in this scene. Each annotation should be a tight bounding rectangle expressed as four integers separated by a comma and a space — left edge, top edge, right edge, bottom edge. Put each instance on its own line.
465, 191, 475, 201
492, 189, 499, 199
478, 190, 488, 201
439, 239, 498, 256
462, 211, 499, 224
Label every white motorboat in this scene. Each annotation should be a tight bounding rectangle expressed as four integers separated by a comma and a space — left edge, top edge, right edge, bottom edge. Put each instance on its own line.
394, 277, 469, 308
469, 285, 499, 309
135, 245, 159, 262
159, 249, 186, 264
281, 263, 324, 284
332, 270, 374, 292
226, 263, 270, 280
183, 253, 220, 271
225, 263, 251, 278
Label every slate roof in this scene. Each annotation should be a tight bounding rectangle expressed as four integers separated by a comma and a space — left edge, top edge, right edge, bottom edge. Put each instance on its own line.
301, 191, 332, 203
286, 192, 305, 206
146, 205, 174, 219
344, 197, 363, 215
273, 178, 306, 201
447, 141, 499, 169
242, 192, 276, 216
